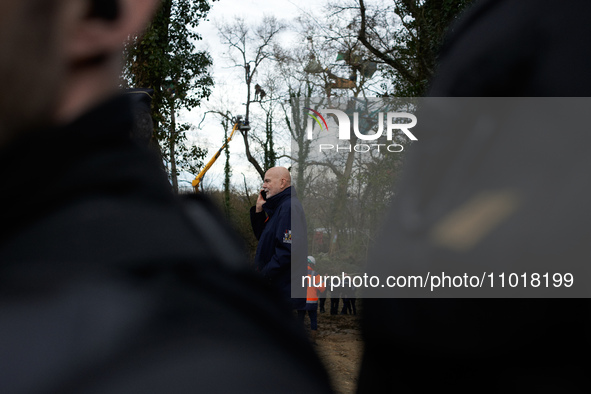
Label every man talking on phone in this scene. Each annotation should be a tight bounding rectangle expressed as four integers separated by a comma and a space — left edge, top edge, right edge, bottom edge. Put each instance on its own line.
250, 167, 307, 310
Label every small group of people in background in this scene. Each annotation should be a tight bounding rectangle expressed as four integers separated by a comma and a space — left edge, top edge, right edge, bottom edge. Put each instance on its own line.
319, 274, 357, 316
296, 257, 358, 344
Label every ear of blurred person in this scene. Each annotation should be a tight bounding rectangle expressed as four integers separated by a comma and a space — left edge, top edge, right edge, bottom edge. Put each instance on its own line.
0, 0, 159, 146
57, 0, 160, 124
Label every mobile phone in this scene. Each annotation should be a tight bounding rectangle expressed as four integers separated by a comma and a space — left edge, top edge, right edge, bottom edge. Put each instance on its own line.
260, 190, 267, 200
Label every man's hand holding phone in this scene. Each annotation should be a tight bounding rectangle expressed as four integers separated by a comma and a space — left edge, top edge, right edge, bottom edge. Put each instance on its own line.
256, 189, 267, 212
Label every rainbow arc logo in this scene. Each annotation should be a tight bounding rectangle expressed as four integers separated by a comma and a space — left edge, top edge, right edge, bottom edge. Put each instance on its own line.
304, 107, 329, 131
303, 106, 417, 143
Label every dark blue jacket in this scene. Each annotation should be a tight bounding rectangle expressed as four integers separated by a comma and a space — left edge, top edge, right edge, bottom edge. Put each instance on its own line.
250, 186, 307, 308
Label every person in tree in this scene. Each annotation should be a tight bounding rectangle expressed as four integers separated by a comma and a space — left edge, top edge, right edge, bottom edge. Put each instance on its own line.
254, 83, 262, 101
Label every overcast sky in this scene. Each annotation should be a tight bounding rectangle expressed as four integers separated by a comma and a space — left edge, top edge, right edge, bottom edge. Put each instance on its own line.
177, 0, 326, 192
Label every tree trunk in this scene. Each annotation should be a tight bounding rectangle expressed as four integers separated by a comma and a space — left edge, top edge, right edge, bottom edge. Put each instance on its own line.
241, 130, 265, 180
169, 99, 178, 193
223, 118, 231, 218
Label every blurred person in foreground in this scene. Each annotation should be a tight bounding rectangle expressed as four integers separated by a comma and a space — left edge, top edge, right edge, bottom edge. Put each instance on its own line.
0, 1, 332, 393
359, 0, 591, 392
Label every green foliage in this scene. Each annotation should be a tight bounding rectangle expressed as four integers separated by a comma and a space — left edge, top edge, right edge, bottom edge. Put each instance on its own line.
208, 190, 260, 260
178, 130, 209, 176
358, 0, 474, 96
124, 0, 216, 186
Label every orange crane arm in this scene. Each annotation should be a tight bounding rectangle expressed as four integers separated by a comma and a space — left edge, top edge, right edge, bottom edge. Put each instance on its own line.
192, 121, 240, 192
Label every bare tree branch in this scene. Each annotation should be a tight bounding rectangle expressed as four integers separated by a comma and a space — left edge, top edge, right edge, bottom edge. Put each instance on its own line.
357, 0, 418, 85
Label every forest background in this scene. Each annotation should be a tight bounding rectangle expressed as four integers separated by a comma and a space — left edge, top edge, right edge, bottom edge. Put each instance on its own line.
123, 0, 474, 273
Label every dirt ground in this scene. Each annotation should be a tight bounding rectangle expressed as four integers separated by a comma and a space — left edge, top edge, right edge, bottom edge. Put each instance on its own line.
313, 309, 363, 394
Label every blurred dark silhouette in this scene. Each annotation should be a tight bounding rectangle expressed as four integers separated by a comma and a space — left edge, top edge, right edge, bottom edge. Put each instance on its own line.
359, 0, 591, 392
0, 2, 333, 393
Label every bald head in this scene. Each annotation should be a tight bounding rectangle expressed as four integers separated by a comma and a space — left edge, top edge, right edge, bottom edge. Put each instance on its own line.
267, 167, 291, 185
262, 167, 291, 199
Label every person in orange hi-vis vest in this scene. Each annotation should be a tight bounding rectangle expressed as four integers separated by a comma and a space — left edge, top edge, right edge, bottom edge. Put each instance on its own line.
297, 256, 326, 344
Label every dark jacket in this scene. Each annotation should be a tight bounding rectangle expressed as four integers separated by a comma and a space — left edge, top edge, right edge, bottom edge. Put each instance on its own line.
250, 186, 307, 307
0, 95, 332, 394
358, 0, 591, 392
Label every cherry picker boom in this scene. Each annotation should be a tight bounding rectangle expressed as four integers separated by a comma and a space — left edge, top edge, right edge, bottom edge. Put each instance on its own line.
192, 116, 250, 192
